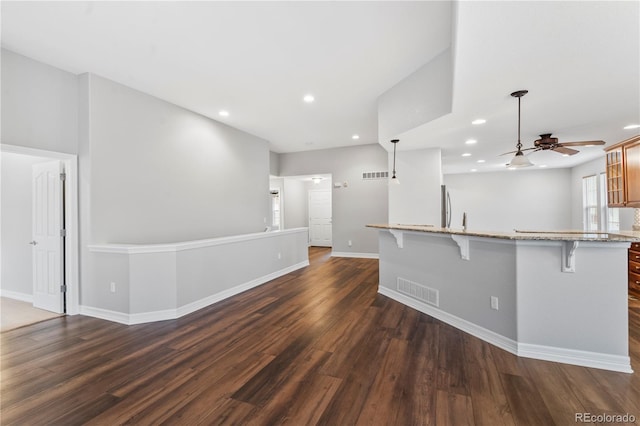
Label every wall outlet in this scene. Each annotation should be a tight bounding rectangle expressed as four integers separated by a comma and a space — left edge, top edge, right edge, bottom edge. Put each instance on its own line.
110, 282, 116, 293
348, 240, 352, 247
490, 296, 499, 310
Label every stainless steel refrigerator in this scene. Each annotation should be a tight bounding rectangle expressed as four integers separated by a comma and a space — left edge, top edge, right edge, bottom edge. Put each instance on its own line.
441, 184, 451, 228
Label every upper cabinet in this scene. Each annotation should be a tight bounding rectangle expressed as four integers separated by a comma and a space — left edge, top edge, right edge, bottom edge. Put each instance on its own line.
605, 135, 640, 208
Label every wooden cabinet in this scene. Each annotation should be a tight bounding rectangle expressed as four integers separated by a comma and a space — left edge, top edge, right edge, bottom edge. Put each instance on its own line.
605, 135, 640, 208
630, 242, 640, 295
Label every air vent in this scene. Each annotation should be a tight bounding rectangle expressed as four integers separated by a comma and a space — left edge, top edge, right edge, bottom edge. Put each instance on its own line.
397, 277, 439, 307
362, 171, 389, 180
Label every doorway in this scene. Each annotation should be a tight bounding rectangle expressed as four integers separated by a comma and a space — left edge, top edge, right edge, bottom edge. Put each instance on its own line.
274, 174, 332, 247
0, 144, 79, 315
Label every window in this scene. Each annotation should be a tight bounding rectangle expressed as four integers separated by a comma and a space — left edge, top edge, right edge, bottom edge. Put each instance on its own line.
582, 173, 619, 232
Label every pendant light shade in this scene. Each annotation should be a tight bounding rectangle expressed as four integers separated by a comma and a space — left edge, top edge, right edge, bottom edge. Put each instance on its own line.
507, 90, 534, 169
390, 139, 400, 184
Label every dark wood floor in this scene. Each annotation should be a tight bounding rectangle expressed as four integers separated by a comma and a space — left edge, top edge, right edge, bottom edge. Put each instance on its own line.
2, 247, 640, 425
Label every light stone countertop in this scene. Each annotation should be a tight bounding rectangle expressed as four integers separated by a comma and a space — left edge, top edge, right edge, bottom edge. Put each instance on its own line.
366, 224, 640, 242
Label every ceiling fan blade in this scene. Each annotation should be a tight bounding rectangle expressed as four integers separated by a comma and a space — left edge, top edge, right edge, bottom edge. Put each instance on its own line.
558, 140, 605, 147
553, 146, 580, 156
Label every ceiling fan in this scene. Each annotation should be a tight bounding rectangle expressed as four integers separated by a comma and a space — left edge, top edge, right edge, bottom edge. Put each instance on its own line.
502, 90, 606, 168
528, 133, 605, 156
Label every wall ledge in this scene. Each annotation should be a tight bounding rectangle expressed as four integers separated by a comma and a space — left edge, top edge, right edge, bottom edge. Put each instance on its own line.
89, 227, 309, 254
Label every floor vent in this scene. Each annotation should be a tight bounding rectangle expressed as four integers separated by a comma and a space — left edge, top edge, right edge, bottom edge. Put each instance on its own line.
362, 171, 389, 180
397, 277, 439, 307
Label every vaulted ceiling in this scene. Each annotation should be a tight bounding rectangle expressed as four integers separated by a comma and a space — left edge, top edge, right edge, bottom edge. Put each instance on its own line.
2, 1, 638, 173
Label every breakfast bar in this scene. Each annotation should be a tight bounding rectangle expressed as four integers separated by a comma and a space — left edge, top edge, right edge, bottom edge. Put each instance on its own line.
368, 224, 640, 372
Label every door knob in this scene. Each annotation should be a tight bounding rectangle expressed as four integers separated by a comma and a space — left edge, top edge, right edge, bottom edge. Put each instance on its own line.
29, 241, 38, 245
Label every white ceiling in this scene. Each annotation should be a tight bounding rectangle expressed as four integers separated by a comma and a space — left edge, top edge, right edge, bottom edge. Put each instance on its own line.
2, 1, 639, 174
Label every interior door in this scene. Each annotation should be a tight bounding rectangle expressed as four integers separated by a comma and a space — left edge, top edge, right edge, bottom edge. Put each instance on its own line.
32, 161, 64, 313
308, 189, 332, 246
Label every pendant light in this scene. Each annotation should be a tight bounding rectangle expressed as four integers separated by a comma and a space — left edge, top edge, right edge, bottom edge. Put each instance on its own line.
390, 139, 400, 184
507, 90, 534, 168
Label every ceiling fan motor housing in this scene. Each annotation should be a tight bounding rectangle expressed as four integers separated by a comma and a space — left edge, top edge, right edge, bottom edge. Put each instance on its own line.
534, 133, 559, 147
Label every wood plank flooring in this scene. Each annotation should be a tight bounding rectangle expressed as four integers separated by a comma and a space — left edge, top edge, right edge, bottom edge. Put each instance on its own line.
2, 247, 640, 425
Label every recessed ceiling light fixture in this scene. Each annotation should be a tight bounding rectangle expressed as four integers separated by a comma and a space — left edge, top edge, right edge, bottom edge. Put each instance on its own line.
472, 119, 486, 125
311, 177, 323, 184
624, 124, 640, 130
219, 110, 229, 117
477, 159, 485, 163
465, 139, 477, 145
471, 169, 478, 172
303, 94, 315, 103
539, 164, 548, 168
352, 134, 360, 140
462, 153, 472, 157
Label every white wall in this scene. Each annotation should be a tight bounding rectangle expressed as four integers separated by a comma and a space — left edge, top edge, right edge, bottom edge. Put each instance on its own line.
0, 152, 50, 297
278, 144, 388, 255
378, 48, 453, 140
443, 168, 572, 232
1, 49, 78, 154
389, 148, 443, 226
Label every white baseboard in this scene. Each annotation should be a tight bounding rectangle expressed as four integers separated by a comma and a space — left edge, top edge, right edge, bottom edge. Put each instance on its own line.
518, 343, 633, 374
331, 251, 379, 259
80, 260, 310, 326
379, 286, 518, 354
79, 305, 131, 325
0, 289, 33, 303
378, 286, 633, 373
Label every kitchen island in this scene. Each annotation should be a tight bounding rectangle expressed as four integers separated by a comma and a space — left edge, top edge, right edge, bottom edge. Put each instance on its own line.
368, 224, 640, 372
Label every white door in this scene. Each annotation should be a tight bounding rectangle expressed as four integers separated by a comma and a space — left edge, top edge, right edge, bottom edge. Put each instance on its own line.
308, 189, 332, 246
32, 161, 64, 313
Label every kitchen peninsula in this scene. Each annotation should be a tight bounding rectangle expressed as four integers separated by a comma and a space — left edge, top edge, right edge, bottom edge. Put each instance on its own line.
368, 224, 640, 372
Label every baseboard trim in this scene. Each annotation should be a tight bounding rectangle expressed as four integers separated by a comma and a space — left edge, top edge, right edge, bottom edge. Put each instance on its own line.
378, 286, 633, 373
0, 290, 33, 303
80, 260, 310, 325
379, 286, 518, 354
518, 343, 633, 373
331, 251, 379, 259
79, 306, 130, 325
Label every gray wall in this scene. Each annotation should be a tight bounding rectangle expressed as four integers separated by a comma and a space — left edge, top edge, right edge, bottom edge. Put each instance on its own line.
278, 144, 388, 254
0, 153, 51, 296
84, 73, 271, 244
443, 168, 572, 232
1, 49, 78, 154
2, 50, 275, 313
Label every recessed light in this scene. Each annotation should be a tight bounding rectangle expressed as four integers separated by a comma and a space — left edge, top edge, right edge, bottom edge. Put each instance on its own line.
539, 164, 547, 168
477, 159, 485, 163
219, 110, 229, 117
352, 134, 360, 140
471, 169, 478, 172
472, 119, 486, 125
303, 94, 315, 103
465, 139, 477, 145
624, 124, 640, 130
562, 154, 570, 157
462, 153, 472, 157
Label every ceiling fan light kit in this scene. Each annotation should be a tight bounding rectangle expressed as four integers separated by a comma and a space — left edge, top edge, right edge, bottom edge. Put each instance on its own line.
506, 90, 534, 168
